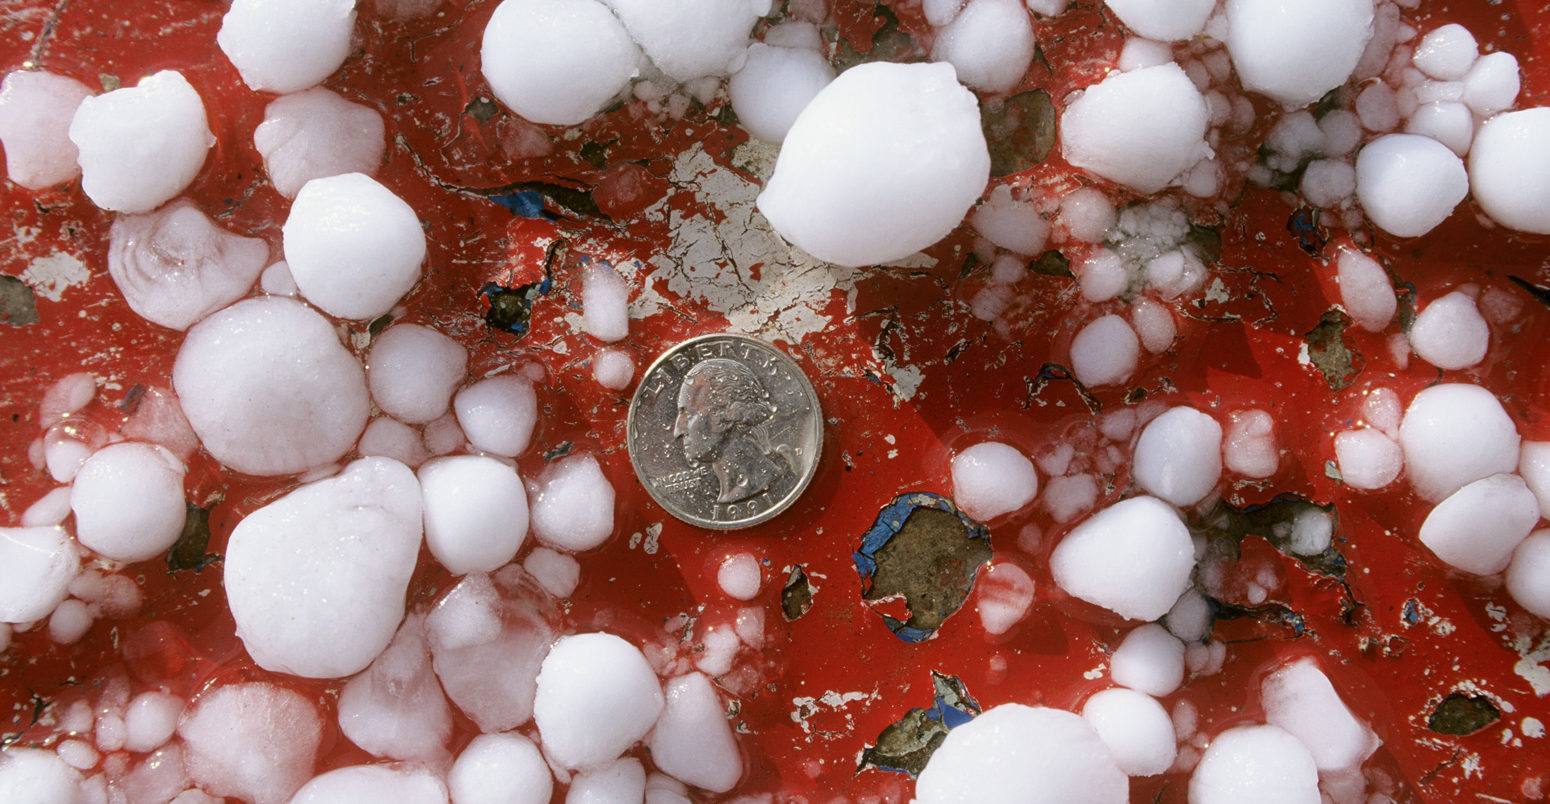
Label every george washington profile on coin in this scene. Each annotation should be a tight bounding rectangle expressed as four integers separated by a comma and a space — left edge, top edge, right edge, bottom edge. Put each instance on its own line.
674, 357, 791, 504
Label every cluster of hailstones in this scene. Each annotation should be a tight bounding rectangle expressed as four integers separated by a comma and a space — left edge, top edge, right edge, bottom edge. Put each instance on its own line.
0, 0, 1548, 801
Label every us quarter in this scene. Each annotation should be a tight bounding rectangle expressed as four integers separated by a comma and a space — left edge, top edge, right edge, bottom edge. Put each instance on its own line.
627, 333, 824, 530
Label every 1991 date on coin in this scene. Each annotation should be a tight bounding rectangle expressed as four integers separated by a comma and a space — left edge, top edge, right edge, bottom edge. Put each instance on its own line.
627, 334, 823, 530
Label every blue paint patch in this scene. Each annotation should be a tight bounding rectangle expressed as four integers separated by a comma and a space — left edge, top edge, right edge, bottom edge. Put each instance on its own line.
489, 190, 549, 219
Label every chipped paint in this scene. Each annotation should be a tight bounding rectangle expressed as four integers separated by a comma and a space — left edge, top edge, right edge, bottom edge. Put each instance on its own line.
21, 252, 90, 302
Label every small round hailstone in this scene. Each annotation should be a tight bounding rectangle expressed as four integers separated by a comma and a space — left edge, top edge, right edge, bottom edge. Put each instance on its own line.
1411, 23, 1478, 81
1104, 0, 1213, 41
1110, 623, 1186, 696
523, 547, 581, 598
1071, 314, 1141, 387
67, 70, 214, 213
728, 41, 835, 143
448, 733, 553, 804
288, 764, 447, 804
717, 553, 762, 600
283, 173, 427, 320
254, 88, 387, 198
358, 417, 428, 467
930, 0, 1036, 93
21, 487, 72, 528
1409, 291, 1489, 370
1060, 63, 1209, 194
648, 672, 743, 792
1334, 428, 1402, 490
582, 264, 630, 343
1261, 657, 1379, 772
1188, 725, 1320, 804
216, 0, 356, 94
1506, 530, 1550, 619
1299, 159, 1356, 207
533, 632, 666, 771
368, 324, 468, 424
0, 70, 92, 189
1224, 0, 1374, 109
1398, 383, 1521, 502
529, 454, 616, 551
1469, 108, 1550, 235
1223, 409, 1279, 479
592, 349, 635, 390
1164, 588, 1212, 643
1079, 249, 1128, 302
454, 374, 538, 457
0, 526, 79, 623
915, 704, 1127, 804
1050, 496, 1195, 621
924, 0, 965, 26
1461, 52, 1520, 118
950, 441, 1039, 521
972, 185, 1049, 256
1081, 688, 1177, 776
419, 456, 529, 575
0, 748, 82, 802
600, 0, 768, 83
179, 682, 324, 804
1417, 473, 1539, 576
70, 442, 186, 563
1117, 38, 1172, 73
1355, 134, 1468, 237
1335, 247, 1395, 332
1059, 187, 1116, 243
174, 297, 370, 476
1405, 101, 1473, 157
109, 200, 271, 332
756, 62, 990, 268
124, 692, 183, 753
1133, 406, 1223, 507
48, 598, 92, 644
1355, 82, 1400, 133
481, 0, 641, 126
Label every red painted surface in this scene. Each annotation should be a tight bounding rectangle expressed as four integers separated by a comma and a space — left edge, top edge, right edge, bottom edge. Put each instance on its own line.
1, 1, 1548, 801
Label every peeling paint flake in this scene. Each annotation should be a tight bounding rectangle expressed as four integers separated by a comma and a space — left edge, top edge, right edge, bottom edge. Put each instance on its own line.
21, 251, 90, 302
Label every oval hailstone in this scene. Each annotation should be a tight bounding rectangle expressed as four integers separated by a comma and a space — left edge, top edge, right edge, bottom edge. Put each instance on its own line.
0, 70, 93, 190
915, 704, 1127, 804
1060, 63, 1210, 195
173, 297, 369, 476
1050, 495, 1195, 621
1224, 0, 1375, 109
70, 442, 186, 563
481, 0, 641, 126
600, 0, 769, 83
225, 457, 422, 678
1189, 725, 1321, 804
1469, 107, 1550, 235
1355, 134, 1468, 237
216, 0, 357, 94
1398, 383, 1520, 502
283, 173, 427, 320
288, 765, 448, 804
533, 632, 665, 771
0, 526, 80, 624
757, 61, 990, 267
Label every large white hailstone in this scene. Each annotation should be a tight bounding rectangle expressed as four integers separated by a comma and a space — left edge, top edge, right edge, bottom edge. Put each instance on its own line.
757, 62, 990, 267
481, 0, 641, 126
337, 615, 451, 762
1104, 0, 1213, 41
454, 374, 538, 457
1409, 291, 1488, 370
108, 199, 270, 331
178, 682, 324, 804
1411, 24, 1478, 81
69, 442, 185, 563
1224, 0, 1374, 109
1110, 623, 1185, 696
225, 458, 423, 678
368, 324, 468, 424
1355, 134, 1468, 237
426, 573, 555, 732
1188, 725, 1320, 804
1080, 688, 1177, 776
931, 0, 1036, 93
648, 673, 742, 792
1334, 247, 1395, 332
288, 765, 448, 804
1334, 428, 1402, 490
534, 632, 666, 771
582, 264, 630, 342
0, 70, 92, 189
1398, 383, 1520, 502
1506, 530, 1550, 619
1133, 406, 1223, 507
283, 173, 427, 320
173, 297, 370, 476
0, 526, 80, 623
447, 733, 553, 804
0, 748, 82, 802
1461, 52, 1520, 117
1417, 473, 1539, 576
1261, 658, 1379, 772
216, 0, 356, 94
728, 40, 834, 144
1050, 496, 1195, 621
419, 455, 529, 574
915, 704, 1127, 804
1469, 108, 1550, 235
529, 453, 616, 551
950, 441, 1039, 521
570, 758, 647, 803
1070, 315, 1140, 387
1523, 442, 1550, 515
254, 88, 386, 198
1060, 63, 1210, 194
67, 70, 214, 213
601, 0, 770, 82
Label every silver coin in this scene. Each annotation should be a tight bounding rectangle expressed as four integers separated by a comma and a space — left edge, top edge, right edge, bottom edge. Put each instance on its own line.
627, 333, 824, 530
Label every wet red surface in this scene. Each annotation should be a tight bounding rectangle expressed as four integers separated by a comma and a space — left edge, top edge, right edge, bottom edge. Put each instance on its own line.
3, 1, 1550, 802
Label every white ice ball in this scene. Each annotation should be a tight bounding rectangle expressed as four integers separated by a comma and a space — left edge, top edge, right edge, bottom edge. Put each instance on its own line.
368, 324, 468, 424
454, 375, 538, 458
1355, 133, 1467, 237
1398, 383, 1520, 502
1469, 108, 1550, 235
67, 70, 214, 213
648, 672, 743, 792
216, 0, 357, 94
178, 682, 324, 804
1188, 724, 1320, 804
533, 632, 666, 771
254, 88, 386, 198
288, 765, 447, 804
592, 349, 635, 390
1224, 0, 1375, 109
915, 704, 1127, 804
481, 0, 641, 126
582, 264, 630, 343
1506, 530, 1550, 620
1051, 496, 1195, 621
1104, 0, 1213, 41
530, 454, 616, 552
108, 199, 270, 331
1461, 52, 1520, 117
1334, 428, 1402, 490
1411, 23, 1478, 81
0, 748, 82, 803
1133, 406, 1223, 507
1417, 473, 1539, 576
757, 61, 990, 267
728, 42, 834, 144
1335, 247, 1395, 332
0, 526, 79, 624
448, 733, 553, 804
1060, 63, 1210, 194
1409, 290, 1488, 370
419, 455, 529, 575
1111, 623, 1185, 696
931, 0, 1037, 94
1081, 687, 1177, 776
283, 173, 426, 320
951, 441, 1039, 521
1070, 314, 1140, 387
600, 0, 769, 83
70, 442, 186, 563
0, 70, 92, 189
1260, 657, 1378, 772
